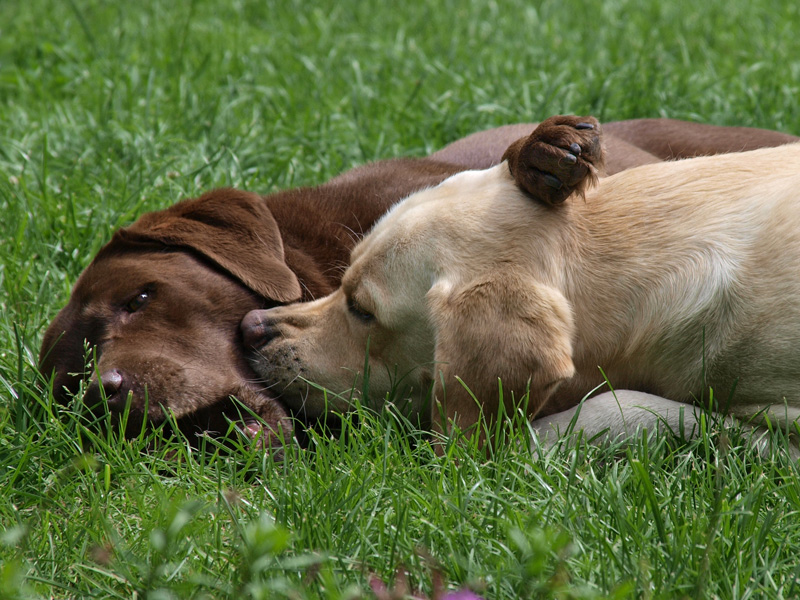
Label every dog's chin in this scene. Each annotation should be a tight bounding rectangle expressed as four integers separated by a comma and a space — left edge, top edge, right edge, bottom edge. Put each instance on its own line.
170, 385, 293, 451
83, 381, 293, 454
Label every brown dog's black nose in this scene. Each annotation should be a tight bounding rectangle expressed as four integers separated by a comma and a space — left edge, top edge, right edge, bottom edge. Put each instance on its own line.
241, 310, 280, 350
84, 368, 126, 413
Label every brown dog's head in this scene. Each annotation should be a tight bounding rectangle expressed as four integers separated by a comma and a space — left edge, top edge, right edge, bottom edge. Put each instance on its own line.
39, 188, 301, 445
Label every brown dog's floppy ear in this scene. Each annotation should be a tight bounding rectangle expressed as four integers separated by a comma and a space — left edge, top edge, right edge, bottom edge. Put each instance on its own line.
502, 115, 605, 206
427, 273, 576, 447
118, 188, 302, 302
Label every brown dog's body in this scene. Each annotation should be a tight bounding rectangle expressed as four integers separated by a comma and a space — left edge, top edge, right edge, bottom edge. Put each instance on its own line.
40, 118, 797, 443
243, 123, 800, 445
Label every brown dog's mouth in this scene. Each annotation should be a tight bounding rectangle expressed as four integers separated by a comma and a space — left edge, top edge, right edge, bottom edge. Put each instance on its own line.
170, 389, 293, 451
74, 369, 293, 451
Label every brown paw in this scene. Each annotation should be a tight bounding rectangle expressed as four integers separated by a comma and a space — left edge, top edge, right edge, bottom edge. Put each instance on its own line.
502, 115, 605, 206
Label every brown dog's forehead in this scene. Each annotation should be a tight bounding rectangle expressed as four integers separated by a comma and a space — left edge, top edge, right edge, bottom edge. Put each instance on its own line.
73, 250, 169, 301
73, 248, 244, 305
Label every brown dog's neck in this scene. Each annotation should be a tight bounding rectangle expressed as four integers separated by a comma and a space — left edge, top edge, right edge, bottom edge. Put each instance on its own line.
263, 157, 466, 300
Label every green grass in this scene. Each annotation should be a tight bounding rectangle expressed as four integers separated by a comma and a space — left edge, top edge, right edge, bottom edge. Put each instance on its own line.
2, 0, 800, 597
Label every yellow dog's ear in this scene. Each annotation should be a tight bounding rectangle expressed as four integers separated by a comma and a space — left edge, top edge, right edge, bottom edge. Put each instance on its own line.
427, 273, 576, 447
502, 115, 605, 207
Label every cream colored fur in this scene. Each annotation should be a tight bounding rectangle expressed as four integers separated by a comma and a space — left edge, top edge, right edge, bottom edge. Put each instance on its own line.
251, 143, 800, 441
532, 390, 799, 459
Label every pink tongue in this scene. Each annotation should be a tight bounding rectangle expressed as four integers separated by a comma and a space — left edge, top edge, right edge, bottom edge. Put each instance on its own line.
239, 418, 287, 456
241, 418, 265, 444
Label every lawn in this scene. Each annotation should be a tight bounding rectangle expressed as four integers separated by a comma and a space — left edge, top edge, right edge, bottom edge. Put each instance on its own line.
2, 0, 800, 597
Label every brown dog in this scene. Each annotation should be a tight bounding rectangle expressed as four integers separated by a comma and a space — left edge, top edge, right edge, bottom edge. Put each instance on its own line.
40, 117, 798, 445
243, 121, 800, 447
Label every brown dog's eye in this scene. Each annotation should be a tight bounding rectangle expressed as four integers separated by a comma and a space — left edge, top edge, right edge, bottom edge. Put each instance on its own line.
125, 291, 151, 313
347, 297, 374, 323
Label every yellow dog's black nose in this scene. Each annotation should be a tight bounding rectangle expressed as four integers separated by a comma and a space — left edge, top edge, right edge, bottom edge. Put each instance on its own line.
241, 310, 281, 350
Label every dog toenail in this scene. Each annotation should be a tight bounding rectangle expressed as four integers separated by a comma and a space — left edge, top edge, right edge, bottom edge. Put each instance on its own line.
575, 122, 594, 130
544, 174, 563, 189
563, 153, 577, 165
569, 143, 582, 155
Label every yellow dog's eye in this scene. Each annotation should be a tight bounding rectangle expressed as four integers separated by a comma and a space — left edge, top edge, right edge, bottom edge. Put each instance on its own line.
125, 291, 151, 313
347, 297, 374, 323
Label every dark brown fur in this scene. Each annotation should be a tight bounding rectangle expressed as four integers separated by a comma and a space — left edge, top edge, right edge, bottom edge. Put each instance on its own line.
39, 117, 798, 444
502, 116, 604, 206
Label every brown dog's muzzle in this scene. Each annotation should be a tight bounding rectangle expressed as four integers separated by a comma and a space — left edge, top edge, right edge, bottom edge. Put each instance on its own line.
80, 366, 163, 435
